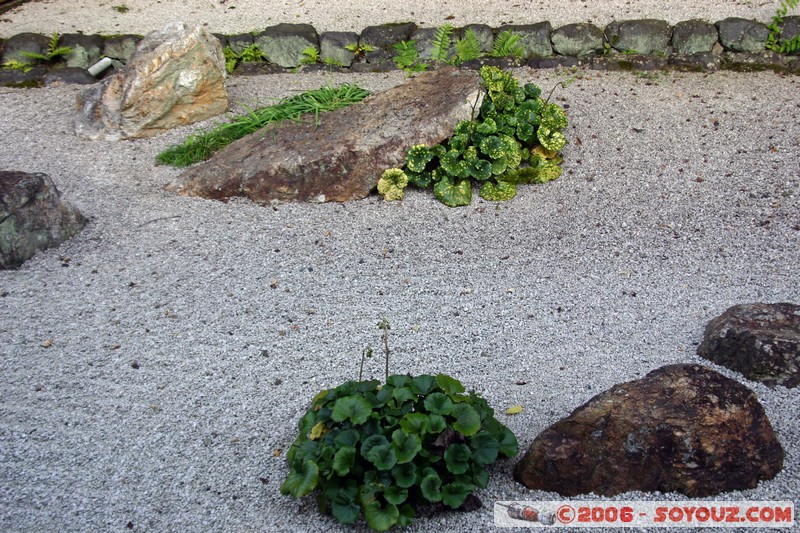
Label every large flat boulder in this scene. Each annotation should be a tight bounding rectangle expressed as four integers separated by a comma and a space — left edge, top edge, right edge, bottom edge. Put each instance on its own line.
170, 67, 483, 204
74, 22, 228, 140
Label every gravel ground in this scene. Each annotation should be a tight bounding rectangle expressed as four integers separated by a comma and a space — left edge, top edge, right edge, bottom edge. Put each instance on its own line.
1, 67, 799, 532
0, 0, 785, 37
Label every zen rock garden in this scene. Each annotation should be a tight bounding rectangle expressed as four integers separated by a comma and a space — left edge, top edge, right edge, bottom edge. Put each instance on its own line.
2, 17, 799, 531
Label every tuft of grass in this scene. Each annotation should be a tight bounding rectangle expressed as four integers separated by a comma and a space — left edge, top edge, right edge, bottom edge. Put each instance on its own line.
156, 83, 370, 167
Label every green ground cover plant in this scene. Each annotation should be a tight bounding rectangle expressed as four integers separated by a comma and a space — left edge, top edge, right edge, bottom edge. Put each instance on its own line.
377, 66, 568, 206
156, 83, 370, 167
281, 372, 518, 531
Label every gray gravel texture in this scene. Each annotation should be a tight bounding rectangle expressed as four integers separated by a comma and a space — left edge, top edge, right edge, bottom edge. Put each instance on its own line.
1, 69, 799, 532
0, 0, 785, 37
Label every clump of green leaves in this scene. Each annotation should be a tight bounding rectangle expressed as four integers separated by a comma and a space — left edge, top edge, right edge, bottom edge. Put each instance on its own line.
300, 46, 320, 64
490, 30, 525, 59
156, 83, 370, 167
281, 373, 518, 531
766, 0, 800, 54
393, 40, 429, 75
379, 66, 568, 206
222, 43, 265, 74
345, 42, 376, 62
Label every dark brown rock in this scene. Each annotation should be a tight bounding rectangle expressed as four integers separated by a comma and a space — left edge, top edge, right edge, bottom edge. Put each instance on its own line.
170, 67, 483, 204
1, 171, 87, 269
514, 364, 783, 497
698, 303, 800, 388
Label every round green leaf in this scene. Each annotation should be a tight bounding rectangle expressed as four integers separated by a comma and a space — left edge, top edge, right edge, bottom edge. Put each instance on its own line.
420, 472, 442, 502
468, 158, 492, 181
440, 150, 469, 178
498, 426, 519, 457
391, 462, 417, 488
386, 375, 411, 388
442, 481, 475, 509
407, 170, 433, 188
377, 168, 409, 202
392, 387, 415, 405
396, 504, 415, 528
433, 176, 472, 207
410, 375, 436, 395
475, 118, 497, 134
490, 159, 507, 176
444, 443, 471, 474
479, 135, 505, 159
537, 127, 567, 152
523, 82, 542, 99
426, 414, 447, 434
361, 434, 390, 460
332, 446, 357, 476
331, 490, 360, 524
384, 485, 409, 505
280, 459, 319, 498
516, 122, 535, 143
366, 443, 397, 471
364, 501, 399, 532
399, 412, 428, 435
469, 433, 500, 465
472, 464, 490, 488
452, 403, 481, 436
331, 395, 373, 425
423, 392, 454, 415
480, 180, 517, 202
333, 429, 360, 448
435, 374, 465, 395
541, 103, 567, 129
391, 429, 422, 463
406, 144, 434, 173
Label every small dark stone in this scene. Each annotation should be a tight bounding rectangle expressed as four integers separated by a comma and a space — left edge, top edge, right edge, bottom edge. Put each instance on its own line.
131, 361, 140, 369
514, 364, 783, 497
254, 23, 319, 68
60, 33, 104, 69
698, 303, 800, 388
672, 20, 719, 55
225, 33, 254, 55
669, 52, 721, 72
605, 19, 672, 55
590, 54, 667, 71
43, 67, 97, 85
319, 31, 359, 67
102, 34, 142, 62
231, 61, 286, 76
551, 23, 604, 57
720, 51, 791, 73
716, 17, 770, 52
1, 171, 87, 269
360, 22, 418, 65
497, 23, 552, 58
0, 32, 51, 64
0, 65, 47, 88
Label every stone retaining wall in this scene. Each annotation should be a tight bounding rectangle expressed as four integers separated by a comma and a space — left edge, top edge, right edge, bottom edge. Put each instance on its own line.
1, 16, 798, 86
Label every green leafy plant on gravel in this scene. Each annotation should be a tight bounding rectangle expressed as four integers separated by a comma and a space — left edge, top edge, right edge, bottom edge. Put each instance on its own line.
378, 66, 568, 206
222, 43, 265, 74
300, 46, 321, 65
345, 42, 376, 62
156, 83, 370, 167
281, 372, 518, 531
766, 0, 800, 54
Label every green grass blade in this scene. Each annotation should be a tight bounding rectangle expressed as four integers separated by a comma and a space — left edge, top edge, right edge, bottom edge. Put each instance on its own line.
156, 84, 370, 167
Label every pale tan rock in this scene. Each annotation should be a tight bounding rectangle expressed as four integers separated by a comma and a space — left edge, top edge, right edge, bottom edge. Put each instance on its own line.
74, 22, 228, 140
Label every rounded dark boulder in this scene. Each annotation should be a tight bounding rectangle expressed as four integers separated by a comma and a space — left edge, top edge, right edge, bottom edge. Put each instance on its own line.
514, 364, 783, 497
